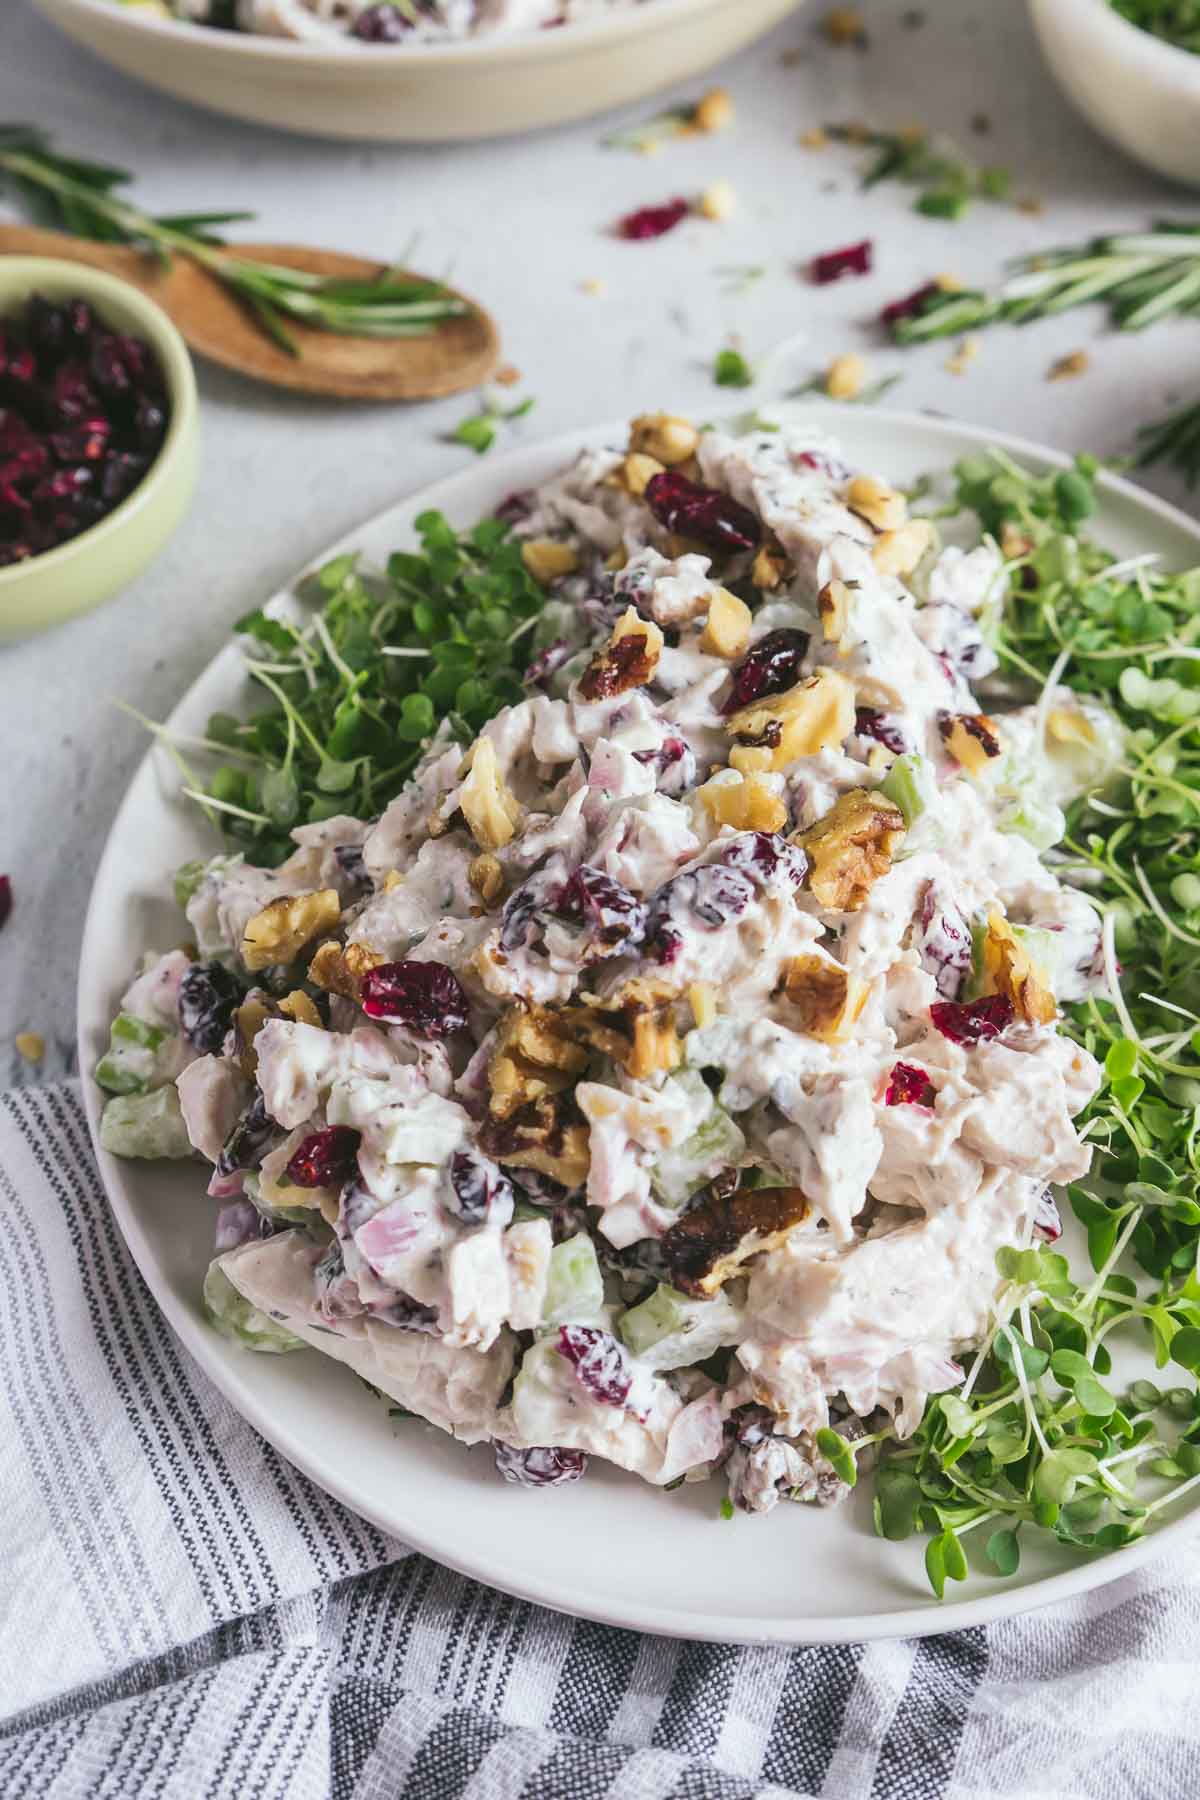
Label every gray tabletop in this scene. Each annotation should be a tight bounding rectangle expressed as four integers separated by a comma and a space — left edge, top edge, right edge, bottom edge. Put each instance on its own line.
2, 0, 1195, 1087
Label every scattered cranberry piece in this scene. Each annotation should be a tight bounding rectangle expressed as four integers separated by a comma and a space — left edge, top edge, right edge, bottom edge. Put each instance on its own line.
854, 708, 910, 755
812, 239, 874, 284
930, 993, 1014, 1046
360, 958, 470, 1037
723, 628, 809, 713
551, 865, 647, 951
285, 1125, 362, 1189
495, 1443, 588, 1487
0, 876, 11, 930
880, 282, 941, 328
524, 637, 571, 690
617, 196, 690, 240
885, 1062, 936, 1108
556, 1325, 633, 1407
448, 1149, 515, 1227
644, 470, 761, 554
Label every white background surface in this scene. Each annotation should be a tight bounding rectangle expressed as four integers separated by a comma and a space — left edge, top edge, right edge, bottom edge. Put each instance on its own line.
2, 0, 1198, 1075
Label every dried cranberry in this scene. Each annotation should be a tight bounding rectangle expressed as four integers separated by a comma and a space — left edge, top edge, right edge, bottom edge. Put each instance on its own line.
812, 239, 873, 284
1, 344, 35, 388
352, 1, 416, 38
617, 196, 690, 240
134, 394, 167, 451
885, 1062, 936, 1108
722, 830, 806, 888
495, 1443, 588, 1487
49, 419, 109, 464
524, 637, 572, 690
0, 876, 10, 929
447, 1149, 515, 1227
0, 480, 30, 516
881, 282, 941, 328
854, 708, 911, 755
556, 1325, 632, 1407
634, 734, 696, 797
0, 442, 51, 486
179, 959, 244, 1053
51, 361, 97, 423
216, 1092, 278, 1178
25, 296, 70, 361
90, 332, 149, 396
1034, 1190, 1062, 1242
360, 958, 469, 1037
723, 629, 809, 713
551, 865, 647, 951
645, 470, 761, 555
99, 452, 150, 504
285, 1125, 362, 1189
31, 465, 92, 507
930, 993, 1014, 1045
495, 489, 532, 523
914, 883, 972, 999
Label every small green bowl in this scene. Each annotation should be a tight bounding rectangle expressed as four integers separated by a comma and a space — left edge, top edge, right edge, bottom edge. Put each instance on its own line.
0, 257, 198, 642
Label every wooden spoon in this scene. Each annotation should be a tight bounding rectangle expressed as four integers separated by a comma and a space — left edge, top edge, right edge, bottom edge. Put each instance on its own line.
0, 223, 499, 401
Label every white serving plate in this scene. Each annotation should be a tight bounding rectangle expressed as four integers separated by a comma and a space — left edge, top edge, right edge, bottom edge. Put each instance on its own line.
78, 407, 1200, 1644
34, 0, 804, 143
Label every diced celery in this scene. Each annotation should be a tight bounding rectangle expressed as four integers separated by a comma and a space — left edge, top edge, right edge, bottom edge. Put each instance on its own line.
173, 858, 208, 910
651, 1079, 745, 1210
95, 1011, 172, 1095
99, 1085, 194, 1160
541, 1232, 606, 1327
202, 1262, 305, 1354
618, 1283, 742, 1372
996, 791, 1067, 852
879, 753, 935, 828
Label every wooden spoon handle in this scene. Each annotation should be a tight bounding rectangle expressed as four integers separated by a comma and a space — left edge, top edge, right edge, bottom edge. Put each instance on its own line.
0, 224, 153, 285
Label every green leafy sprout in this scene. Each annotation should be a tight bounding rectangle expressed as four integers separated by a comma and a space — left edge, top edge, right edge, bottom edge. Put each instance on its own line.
0, 124, 466, 356
824, 122, 1011, 222
452, 393, 535, 455
1108, 0, 1200, 52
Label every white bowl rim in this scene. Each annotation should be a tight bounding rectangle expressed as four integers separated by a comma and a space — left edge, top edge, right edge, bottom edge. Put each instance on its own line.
1041, 0, 1200, 85
44, 0, 762, 66
76, 402, 1200, 1644
0, 256, 197, 594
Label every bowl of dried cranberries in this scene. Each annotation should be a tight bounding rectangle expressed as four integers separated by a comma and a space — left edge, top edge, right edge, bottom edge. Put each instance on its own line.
0, 258, 198, 641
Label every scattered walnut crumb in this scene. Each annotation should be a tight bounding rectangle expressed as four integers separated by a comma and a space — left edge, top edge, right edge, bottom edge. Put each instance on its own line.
779, 45, 806, 66
581, 277, 606, 297
693, 87, 734, 134
1048, 350, 1089, 382
936, 271, 965, 293
1017, 196, 1044, 215
492, 363, 521, 387
822, 6, 867, 47
700, 179, 737, 221
15, 1031, 44, 1064
826, 352, 867, 399
945, 336, 980, 376
799, 125, 828, 149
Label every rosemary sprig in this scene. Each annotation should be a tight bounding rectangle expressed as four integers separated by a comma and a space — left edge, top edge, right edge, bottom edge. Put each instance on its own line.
888, 222, 1200, 344
1136, 397, 1200, 486
0, 124, 466, 357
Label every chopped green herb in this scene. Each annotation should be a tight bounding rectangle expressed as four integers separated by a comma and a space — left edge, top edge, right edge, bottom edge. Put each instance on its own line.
451, 393, 536, 456
713, 347, 755, 388
787, 371, 903, 404
824, 122, 1012, 221
719, 1496, 735, 1520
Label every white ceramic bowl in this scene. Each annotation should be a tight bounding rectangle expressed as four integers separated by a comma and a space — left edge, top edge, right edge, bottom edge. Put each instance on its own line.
35, 0, 805, 142
1029, 0, 1200, 188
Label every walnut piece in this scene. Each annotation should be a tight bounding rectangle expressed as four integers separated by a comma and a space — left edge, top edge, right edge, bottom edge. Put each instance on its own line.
468, 852, 506, 906
778, 952, 867, 1041
817, 577, 851, 643
567, 978, 682, 1082
278, 990, 323, 1029
794, 787, 906, 912
460, 738, 522, 850
872, 518, 933, 578
726, 667, 856, 774
846, 472, 907, 532
619, 451, 666, 498
978, 910, 1057, 1026
233, 993, 275, 1078
578, 605, 664, 701
629, 412, 699, 466
308, 939, 385, 1001
241, 889, 342, 971
699, 587, 753, 659
480, 1094, 591, 1190
662, 1183, 810, 1296
521, 539, 580, 584
939, 711, 1002, 776
488, 1005, 589, 1122
698, 771, 787, 834
689, 981, 718, 1029
751, 542, 790, 590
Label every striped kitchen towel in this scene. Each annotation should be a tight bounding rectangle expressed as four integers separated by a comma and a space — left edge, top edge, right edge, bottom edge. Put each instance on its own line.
2, 1083, 1199, 1800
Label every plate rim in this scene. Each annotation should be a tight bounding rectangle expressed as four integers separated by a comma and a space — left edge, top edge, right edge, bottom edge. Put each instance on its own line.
76, 404, 1200, 1644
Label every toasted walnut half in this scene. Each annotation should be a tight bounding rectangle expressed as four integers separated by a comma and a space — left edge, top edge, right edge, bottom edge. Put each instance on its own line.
521, 539, 580, 584
480, 1095, 591, 1190
726, 667, 856, 774
873, 518, 933, 578
662, 1183, 810, 1296
778, 953, 867, 1041
751, 542, 791, 591
308, 939, 385, 1002
578, 605, 665, 702
278, 990, 323, 1029
568, 978, 682, 1082
699, 587, 753, 660
846, 472, 908, 533
488, 1005, 590, 1122
460, 737, 522, 851
242, 889, 341, 972
977, 910, 1057, 1026
817, 577, 851, 644
795, 787, 906, 912
939, 711, 1002, 776
698, 770, 787, 834
629, 412, 699, 466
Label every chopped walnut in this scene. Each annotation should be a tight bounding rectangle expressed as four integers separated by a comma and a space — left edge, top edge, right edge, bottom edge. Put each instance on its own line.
460, 738, 522, 850
689, 981, 718, 1029
726, 667, 856, 774
578, 605, 664, 701
233, 994, 275, 1078
751, 542, 791, 590
699, 587, 753, 659
618, 451, 666, 498
278, 990, 323, 1029
629, 412, 699, 466
488, 1005, 589, 1122
692, 86, 734, 133
817, 577, 851, 643
698, 771, 787, 834
662, 1183, 810, 1295
480, 1094, 591, 1190
825, 353, 867, 400
978, 910, 1057, 1026
308, 939, 385, 1001
241, 889, 342, 972
468, 853, 506, 906
872, 518, 933, 578
794, 787, 905, 912
939, 711, 1002, 776
779, 952, 867, 1041
521, 539, 580, 583
846, 472, 907, 533
568, 978, 682, 1081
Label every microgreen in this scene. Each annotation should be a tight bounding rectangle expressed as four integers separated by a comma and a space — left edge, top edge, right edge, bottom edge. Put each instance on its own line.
873, 447, 1200, 1596
713, 347, 755, 389
1108, 0, 1200, 51
451, 393, 536, 456
887, 222, 1200, 344
824, 123, 1011, 221
0, 124, 465, 356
